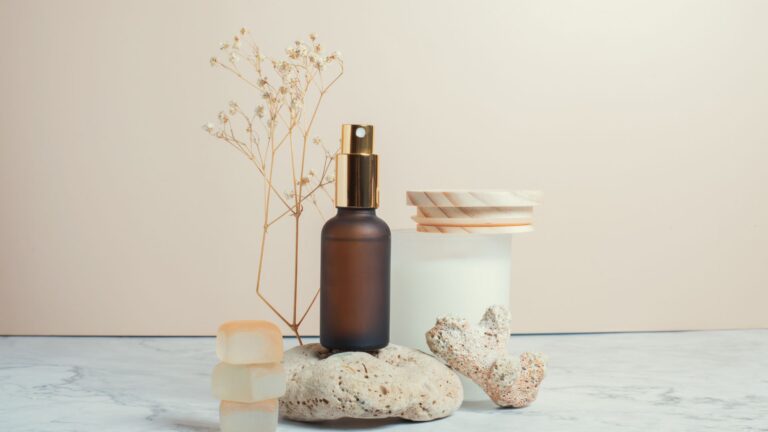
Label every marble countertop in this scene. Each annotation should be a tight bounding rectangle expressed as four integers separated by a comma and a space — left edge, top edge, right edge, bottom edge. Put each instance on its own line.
1, 330, 766, 431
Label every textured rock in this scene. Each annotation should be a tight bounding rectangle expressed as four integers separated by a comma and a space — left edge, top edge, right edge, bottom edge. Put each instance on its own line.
425, 305, 547, 408
280, 343, 462, 422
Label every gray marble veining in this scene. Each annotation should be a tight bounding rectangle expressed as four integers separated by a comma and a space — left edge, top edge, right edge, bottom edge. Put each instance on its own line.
1, 330, 766, 431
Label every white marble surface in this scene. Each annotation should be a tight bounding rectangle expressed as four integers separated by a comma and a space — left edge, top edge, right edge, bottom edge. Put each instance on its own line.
1, 330, 766, 431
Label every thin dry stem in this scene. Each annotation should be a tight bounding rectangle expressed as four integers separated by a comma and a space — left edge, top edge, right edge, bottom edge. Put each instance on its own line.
205, 32, 343, 344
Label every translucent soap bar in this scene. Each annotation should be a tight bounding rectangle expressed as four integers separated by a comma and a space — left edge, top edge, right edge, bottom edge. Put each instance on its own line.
211, 362, 286, 402
220, 399, 278, 432
216, 320, 284, 364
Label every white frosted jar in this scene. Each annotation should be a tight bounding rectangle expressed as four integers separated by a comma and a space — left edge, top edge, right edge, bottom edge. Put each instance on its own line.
390, 229, 512, 401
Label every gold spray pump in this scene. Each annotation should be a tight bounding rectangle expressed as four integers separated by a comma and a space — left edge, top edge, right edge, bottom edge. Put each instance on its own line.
335, 124, 379, 208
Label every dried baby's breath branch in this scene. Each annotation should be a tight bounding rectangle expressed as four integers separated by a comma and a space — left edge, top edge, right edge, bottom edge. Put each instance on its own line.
310, 195, 326, 220
216, 123, 294, 212
266, 154, 335, 227
204, 30, 343, 343
298, 287, 321, 327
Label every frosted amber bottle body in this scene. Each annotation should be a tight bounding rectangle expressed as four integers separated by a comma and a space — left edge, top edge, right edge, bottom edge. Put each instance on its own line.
320, 208, 391, 351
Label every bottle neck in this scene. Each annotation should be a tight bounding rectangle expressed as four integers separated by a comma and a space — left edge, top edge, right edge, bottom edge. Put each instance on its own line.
336, 207, 376, 217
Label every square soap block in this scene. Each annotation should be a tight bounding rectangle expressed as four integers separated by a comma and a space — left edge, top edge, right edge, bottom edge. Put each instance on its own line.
211, 362, 286, 402
220, 399, 278, 432
216, 320, 284, 364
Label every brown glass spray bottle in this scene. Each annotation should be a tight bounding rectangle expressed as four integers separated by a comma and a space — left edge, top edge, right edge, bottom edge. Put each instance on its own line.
320, 124, 390, 351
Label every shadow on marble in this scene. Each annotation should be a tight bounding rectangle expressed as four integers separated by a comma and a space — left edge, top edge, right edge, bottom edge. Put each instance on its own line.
281, 417, 407, 430
160, 417, 219, 432
460, 400, 499, 412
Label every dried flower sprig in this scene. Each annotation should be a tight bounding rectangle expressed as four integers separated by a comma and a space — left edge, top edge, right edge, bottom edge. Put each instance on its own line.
204, 29, 343, 344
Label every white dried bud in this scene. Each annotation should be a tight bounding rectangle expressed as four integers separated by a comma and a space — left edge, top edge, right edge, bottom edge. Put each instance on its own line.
218, 112, 229, 124
228, 101, 239, 115
209, 57, 218, 66
202, 123, 215, 133
255, 106, 265, 118
229, 52, 240, 63
325, 174, 335, 183
309, 32, 318, 42
312, 137, 322, 145
289, 99, 303, 112
308, 169, 316, 177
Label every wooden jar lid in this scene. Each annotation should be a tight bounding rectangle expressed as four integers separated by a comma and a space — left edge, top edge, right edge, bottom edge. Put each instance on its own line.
406, 190, 540, 234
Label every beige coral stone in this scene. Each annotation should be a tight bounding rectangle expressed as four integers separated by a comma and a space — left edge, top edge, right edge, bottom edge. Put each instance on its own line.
426, 305, 547, 408
280, 343, 462, 422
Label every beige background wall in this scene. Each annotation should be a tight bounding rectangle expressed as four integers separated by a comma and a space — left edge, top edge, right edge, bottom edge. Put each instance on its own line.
1, 0, 766, 335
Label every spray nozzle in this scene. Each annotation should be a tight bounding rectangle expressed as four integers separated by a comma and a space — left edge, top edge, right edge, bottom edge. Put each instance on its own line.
341, 124, 374, 155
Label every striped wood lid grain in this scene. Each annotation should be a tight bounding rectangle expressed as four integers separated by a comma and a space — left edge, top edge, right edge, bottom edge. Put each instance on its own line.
406, 190, 540, 234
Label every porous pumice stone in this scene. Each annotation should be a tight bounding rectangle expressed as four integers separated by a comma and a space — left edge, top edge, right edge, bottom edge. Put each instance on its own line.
280, 343, 462, 422
425, 305, 547, 408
